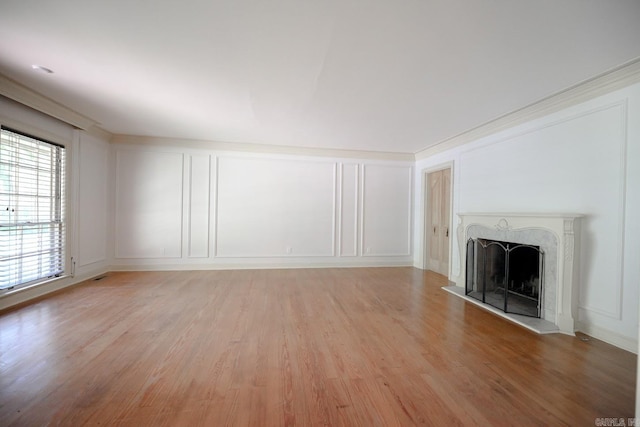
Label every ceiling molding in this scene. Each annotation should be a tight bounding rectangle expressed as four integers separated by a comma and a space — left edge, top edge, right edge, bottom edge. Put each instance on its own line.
415, 56, 640, 160
0, 73, 98, 130
111, 135, 416, 162
85, 125, 113, 141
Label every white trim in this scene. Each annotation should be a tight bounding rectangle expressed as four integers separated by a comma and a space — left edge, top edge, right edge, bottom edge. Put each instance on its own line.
178, 154, 185, 259
331, 163, 337, 257
182, 155, 191, 258
185, 154, 211, 259
358, 163, 365, 256
407, 165, 415, 258
352, 164, 360, 256
75, 258, 109, 272
336, 163, 343, 257
459, 100, 628, 156
213, 252, 337, 259
69, 129, 80, 275
0, 114, 71, 148
0, 74, 97, 130
416, 56, 640, 159
85, 125, 113, 141
338, 163, 359, 257
0, 127, 70, 290
613, 100, 628, 321
211, 156, 219, 258
113, 149, 185, 259
110, 259, 413, 271
361, 164, 413, 257
576, 321, 637, 354
205, 155, 212, 257
112, 134, 415, 162
0, 267, 109, 311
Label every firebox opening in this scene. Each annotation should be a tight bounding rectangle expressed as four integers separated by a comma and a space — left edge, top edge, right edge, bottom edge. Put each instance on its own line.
465, 238, 544, 318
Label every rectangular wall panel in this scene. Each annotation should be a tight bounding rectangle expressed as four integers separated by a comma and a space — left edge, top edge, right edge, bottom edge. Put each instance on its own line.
216, 156, 335, 257
77, 134, 109, 267
115, 149, 184, 258
188, 155, 210, 258
362, 164, 412, 256
340, 164, 358, 256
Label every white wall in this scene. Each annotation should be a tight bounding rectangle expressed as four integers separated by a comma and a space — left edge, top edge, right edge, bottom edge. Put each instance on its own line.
414, 82, 640, 352
362, 164, 413, 256
75, 132, 110, 276
216, 156, 336, 257
115, 149, 184, 259
112, 144, 413, 269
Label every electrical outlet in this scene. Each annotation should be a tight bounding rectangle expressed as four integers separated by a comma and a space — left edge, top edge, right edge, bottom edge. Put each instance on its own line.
366, 247, 371, 254
286, 247, 292, 254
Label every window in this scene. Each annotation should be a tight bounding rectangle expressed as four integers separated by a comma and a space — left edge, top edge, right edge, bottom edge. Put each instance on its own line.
0, 127, 66, 291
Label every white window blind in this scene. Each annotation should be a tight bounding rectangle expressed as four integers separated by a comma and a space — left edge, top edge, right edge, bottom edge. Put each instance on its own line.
0, 127, 66, 290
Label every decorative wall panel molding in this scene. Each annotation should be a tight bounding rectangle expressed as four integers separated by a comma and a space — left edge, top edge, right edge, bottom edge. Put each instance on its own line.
186, 155, 211, 258
361, 164, 413, 256
115, 149, 184, 258
215, 156, 336, 258
339, 163, 359, 257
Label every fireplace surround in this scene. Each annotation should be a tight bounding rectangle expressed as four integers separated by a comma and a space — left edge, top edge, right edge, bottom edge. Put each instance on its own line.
451, 213, 582, 335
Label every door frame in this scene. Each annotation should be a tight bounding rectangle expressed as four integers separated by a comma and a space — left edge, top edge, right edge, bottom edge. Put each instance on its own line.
419, 161, 454, 278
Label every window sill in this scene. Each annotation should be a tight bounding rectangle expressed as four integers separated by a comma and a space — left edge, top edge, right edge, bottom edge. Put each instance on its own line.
0, 275, 70, 299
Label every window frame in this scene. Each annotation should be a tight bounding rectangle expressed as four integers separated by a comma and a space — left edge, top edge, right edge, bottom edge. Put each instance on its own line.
0, 125, 70, 292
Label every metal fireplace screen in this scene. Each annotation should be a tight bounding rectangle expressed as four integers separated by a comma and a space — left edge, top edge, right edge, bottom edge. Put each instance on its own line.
465, 238, 544, 318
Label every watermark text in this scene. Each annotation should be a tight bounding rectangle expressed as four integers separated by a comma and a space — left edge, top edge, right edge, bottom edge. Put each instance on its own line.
595, 418, 639, 427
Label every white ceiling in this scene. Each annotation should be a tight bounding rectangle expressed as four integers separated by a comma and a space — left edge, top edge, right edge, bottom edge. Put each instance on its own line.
1, 1, 639, 154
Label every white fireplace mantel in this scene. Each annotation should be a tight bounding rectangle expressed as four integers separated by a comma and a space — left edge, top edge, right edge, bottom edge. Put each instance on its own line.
454, 212, 583, 335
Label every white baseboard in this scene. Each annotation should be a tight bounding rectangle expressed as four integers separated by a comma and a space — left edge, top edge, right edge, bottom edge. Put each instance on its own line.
110, 259, 414, 271
0, 268, 109, 312
576, 321, 638, 354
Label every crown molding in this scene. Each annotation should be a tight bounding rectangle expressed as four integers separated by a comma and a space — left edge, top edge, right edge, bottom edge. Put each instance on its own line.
84, 125, 113, 141
415, 56, 640, 160
111, 134, 416, 162
6, 54, 639, 162
0, 73, 98, 131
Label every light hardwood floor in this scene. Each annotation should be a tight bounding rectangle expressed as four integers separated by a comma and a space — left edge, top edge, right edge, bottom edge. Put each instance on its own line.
0, 268, 636, 426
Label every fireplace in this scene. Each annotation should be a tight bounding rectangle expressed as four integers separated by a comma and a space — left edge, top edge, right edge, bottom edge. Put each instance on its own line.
466, 238, 543, 318
450, 213, 582, 335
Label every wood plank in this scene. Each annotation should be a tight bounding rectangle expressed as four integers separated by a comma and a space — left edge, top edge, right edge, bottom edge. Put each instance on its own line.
0, 268, 635, 426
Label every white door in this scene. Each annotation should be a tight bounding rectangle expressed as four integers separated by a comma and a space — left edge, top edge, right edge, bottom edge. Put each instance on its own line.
426, 168, 451, 276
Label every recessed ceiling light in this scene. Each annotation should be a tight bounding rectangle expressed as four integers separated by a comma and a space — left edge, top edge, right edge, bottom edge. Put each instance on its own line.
31, 65, 54, 74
